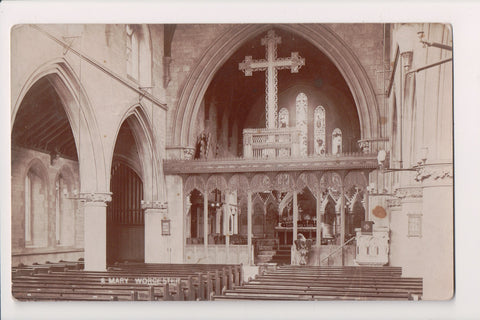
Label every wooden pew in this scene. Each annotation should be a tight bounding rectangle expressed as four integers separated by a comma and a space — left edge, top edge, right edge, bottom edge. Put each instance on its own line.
12, 261, 242, 301
213, 265, 422, 301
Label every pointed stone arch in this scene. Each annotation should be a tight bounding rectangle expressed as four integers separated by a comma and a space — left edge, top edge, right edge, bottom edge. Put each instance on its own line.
111, 104, 163, 202
172, 23, 380, 148
12, 58, 107, 193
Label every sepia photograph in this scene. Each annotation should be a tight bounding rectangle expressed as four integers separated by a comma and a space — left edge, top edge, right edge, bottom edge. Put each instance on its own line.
2, 1, 478, 320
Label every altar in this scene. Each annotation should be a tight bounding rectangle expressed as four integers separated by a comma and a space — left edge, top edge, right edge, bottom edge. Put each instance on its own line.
274, 225, 317, 246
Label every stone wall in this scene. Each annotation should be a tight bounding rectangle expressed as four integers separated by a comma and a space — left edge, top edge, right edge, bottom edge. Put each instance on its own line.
329, 23, 388, 130
11, 147, 83, 265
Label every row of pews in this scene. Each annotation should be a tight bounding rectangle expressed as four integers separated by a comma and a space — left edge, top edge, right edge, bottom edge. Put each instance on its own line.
12, 260, 242, 301
213, 265, 423, 301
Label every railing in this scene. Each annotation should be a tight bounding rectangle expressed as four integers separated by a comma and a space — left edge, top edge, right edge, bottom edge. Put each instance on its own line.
320, 236, 356, 266
243, 127, 301, 159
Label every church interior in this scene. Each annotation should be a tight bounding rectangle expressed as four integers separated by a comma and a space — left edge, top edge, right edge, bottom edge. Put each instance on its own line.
10, 23, 453, 302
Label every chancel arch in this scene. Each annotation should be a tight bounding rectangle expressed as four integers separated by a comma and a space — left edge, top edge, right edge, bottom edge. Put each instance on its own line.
173, 24, 380, 149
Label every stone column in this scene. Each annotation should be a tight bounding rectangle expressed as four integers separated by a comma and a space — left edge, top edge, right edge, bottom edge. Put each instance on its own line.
316, 191, 322, 246
203, 192, 209, 250
216, 209, 221, 234
247, 191, 253, 265
416, 164, 453, 300
293, 190, 298, 243
340, 187, 346, 266
225, 206, 230, 263
340, 186, 346, 246
184, 197, 192, 241
83, 192, 111, 271
143, 201, 168, 263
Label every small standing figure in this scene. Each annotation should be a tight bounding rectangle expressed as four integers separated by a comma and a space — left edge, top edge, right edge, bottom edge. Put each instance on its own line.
294, 233, 313, 265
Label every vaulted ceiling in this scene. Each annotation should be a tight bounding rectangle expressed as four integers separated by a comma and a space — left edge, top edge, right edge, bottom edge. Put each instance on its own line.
12, 77, 78, 161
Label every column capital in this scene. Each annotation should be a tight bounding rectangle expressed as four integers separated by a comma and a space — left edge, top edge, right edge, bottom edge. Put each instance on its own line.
81, 192, 112, 204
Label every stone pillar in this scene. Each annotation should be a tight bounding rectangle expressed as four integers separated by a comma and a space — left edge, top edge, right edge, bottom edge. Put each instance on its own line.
143, 201, 168, 263
247, 191, 253, 265
225, 208, 230, 262
216, 209, 221, 234
83, 192, 111, 271
293, 190, 298, 244
416, 164, 453, 300
340, 187, 346, 246
184, 197, 191, 240
203, 192, 208, 249
316, 191, 322, 246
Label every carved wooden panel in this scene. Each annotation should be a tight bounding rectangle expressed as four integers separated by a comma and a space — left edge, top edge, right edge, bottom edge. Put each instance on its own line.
344, 171, 367, 192
184, 175, 206, 195
206, 175, 228, 194
227, 174, 249, 196
250, 174, 273, 193
273, 172, 294, 192
296, 172, 320, 195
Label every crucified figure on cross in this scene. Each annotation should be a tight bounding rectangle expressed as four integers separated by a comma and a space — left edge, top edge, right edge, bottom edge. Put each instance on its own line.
239, 29, 305, 129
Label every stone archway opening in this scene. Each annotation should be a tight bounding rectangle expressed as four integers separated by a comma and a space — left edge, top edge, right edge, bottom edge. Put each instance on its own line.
172, 24, 380, 152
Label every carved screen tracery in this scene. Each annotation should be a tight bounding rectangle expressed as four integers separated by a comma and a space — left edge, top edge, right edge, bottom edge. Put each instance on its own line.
227, 174, 249, 197
314, 106, 326, 155
250, 174, 273, 193
297, 172, 320, 197
184, 175, 206, 195
296, 93, 308, 156
206, 175, 228, 194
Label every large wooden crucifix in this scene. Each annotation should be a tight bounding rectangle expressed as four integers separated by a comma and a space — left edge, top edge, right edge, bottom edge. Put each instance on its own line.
239, 29, 305, 129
